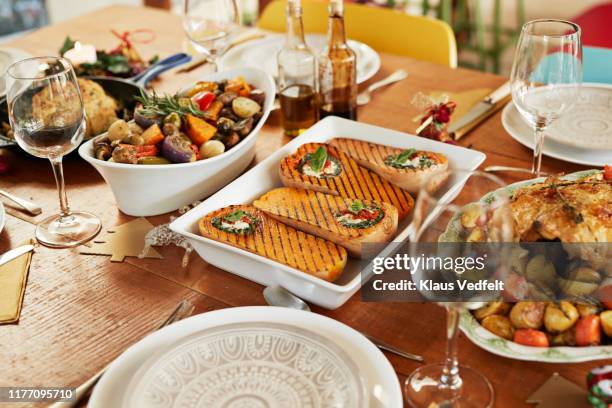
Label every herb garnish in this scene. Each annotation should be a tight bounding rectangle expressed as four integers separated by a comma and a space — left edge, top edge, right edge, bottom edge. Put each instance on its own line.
135, 90, 204, 118
224, 210, 247, 222
309, 147, 328, 174
349, 200, 365, 214
385, 149, 416, 168
549, 182, 584, 224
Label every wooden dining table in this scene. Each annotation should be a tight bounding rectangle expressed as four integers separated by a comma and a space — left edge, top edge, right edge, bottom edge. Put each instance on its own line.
0, 5, 600, 408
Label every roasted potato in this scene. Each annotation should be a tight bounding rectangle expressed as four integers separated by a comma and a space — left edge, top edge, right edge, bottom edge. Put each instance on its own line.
525, 255, 557, 289
549, 329, 576, 347
566, 266, 602, 283
544, 302, 579, 333
460, 204, 482, 229
576, 303, 600, 318
601, 310, 612, 337
481, 315, 514, 340
473, 302, 511, 321
559, 278, 599, 297
510, 302, 545, 329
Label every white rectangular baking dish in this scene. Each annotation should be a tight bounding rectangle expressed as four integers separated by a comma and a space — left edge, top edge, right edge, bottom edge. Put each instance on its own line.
170, 116, 486, 309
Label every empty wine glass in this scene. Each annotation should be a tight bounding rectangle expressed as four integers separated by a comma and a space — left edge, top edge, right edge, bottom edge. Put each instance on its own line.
183, 0, 240, 71
404, 170, 514, 408
6, 57, 101, 248
510, 19, 582, 177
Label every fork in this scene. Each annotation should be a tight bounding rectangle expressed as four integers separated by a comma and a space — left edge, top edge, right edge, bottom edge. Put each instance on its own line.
49, 300, 195, 408
356, 69, 409, 106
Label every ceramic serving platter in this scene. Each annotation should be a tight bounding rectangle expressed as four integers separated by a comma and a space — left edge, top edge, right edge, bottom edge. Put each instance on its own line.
456, 169, 612, 362
90, 306, 403, 408
170, 116, 485, 309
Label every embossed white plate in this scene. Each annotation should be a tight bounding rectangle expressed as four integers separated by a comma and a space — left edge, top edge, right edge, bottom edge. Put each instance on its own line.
510, 83, 612, 150
90, 307, 402, 408
502, 101, 612, 167
126, 322, 364, 408
0, 47, 33, 98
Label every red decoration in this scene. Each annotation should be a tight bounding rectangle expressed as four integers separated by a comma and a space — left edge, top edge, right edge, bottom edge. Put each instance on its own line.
411, 93, 457, 144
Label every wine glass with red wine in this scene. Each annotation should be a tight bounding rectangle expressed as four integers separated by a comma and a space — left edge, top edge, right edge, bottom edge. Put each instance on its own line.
6, 56, 101, 247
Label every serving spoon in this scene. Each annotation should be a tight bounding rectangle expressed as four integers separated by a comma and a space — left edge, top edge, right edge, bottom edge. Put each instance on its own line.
263, 285, 423, 362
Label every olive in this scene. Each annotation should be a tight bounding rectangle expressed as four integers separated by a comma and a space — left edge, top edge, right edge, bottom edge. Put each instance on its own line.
220, 107, 239, 122
94, 141, 111, 161
163, 112, 182, 129
137, 156, 171, 165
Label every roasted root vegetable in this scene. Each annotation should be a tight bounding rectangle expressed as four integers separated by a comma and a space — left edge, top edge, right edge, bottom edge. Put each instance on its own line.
141, 124, 164, 145
473, 302, 510, 320
509, 302, 545, 329
162, 135, 196, 163
575, 315, 601, 346
185, 114, 217, 145
96, 76, 265, 165
481, 315, 514, 340
544, 302, 579, 333
601, 310, 612, 337
514, 329, 549, 347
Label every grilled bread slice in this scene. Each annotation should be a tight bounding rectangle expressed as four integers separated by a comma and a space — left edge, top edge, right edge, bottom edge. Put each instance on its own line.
279, 143, 414, 219
329, 138, 449, 193
198, 204, 347, 282
254, 188, 398, 257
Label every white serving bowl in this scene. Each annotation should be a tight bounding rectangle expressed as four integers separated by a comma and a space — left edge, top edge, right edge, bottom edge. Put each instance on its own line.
79, 68, 275, 216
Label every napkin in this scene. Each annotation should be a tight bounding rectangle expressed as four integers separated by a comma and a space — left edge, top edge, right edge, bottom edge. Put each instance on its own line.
0, 240, 34, 324
429, 88, 510, 140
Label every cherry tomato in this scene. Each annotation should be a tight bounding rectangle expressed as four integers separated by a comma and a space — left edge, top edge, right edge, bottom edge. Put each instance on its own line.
192, 91, 216, 111
190, 144, 201, 161
604, 165, 612, 181
514, 329, 549, 347
575, 315, 601, 346
134, 145, 158, 158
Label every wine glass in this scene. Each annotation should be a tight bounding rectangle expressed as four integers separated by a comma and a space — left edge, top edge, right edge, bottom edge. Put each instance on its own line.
183, 0, 240, 72
404, 170, 514, 408
6, 57, 101, 248
510, 19, 582, 177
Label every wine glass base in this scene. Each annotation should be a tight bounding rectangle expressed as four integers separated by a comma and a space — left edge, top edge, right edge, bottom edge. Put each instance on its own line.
35, 211, 102, 248
405, 363, 494, 408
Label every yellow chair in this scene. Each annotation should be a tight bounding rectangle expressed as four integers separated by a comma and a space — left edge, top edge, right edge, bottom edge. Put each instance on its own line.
257, 0, 457, 68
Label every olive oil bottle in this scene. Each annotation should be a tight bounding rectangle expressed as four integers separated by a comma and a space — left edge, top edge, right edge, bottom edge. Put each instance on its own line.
318, 0, 357, 120
277, 0, 318, 137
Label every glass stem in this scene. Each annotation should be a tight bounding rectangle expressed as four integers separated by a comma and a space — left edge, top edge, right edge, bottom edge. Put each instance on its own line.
49, 156, 71, 219
532, 124, 546, 177
440, 305, 462, 391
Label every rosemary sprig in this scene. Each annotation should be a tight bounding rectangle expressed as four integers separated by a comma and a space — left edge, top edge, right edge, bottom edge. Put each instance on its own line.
134, 90, 204, 118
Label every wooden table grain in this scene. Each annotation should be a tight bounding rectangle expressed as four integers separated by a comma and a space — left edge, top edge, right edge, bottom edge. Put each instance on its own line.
0, 5, 599, 408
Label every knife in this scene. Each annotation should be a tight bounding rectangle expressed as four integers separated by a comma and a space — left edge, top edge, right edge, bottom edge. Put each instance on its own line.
448, 81, 511, 134
0, 244, 34, 267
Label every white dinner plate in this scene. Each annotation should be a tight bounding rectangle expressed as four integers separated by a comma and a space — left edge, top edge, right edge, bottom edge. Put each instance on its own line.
170, 116, 486, 309
502, 102, 612, 167
543, 84, 612, 149
0, 47, 33, 98
126, 322, 365, 408
218, 34, 380, 85
458, 169, 612, 363
89, 306, 403, 408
